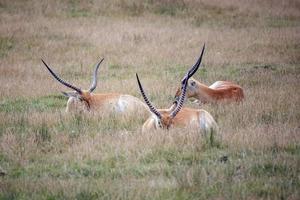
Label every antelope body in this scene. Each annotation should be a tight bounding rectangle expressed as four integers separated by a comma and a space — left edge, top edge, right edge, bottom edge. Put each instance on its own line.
42, 59, 148, 115
137, 44, 218, 133
142, 107, 217, 133
175, 78, 244, 104
65, 92, 147, 114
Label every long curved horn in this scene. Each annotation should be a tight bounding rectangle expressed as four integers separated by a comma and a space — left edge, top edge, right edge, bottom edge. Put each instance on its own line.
89, 58, 104, 92
136, 73, 162, 119
170, 78, 188, 118
181, 44, 205, 84
41, 59, 82, 94
171, 44, 206, 118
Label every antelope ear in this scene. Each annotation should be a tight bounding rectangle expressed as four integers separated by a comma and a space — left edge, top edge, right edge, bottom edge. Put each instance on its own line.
61, 91, 77, 98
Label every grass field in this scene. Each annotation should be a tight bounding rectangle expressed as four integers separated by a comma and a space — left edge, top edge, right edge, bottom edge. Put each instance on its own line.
0, 0, 299, 199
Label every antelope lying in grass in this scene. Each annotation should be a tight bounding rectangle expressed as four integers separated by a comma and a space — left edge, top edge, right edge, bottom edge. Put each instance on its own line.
174, 57, 244, 104
174, 78, 244, 104
136, 45, 217, 133
41, 59, 148, 115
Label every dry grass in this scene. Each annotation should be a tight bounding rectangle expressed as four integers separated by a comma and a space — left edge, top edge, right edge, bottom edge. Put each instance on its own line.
0, 0, 299, 199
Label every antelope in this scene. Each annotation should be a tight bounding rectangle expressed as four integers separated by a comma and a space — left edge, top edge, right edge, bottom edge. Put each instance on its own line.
41, 59, 148, 115
174, 57, 244, 104
136, 45, 218, 133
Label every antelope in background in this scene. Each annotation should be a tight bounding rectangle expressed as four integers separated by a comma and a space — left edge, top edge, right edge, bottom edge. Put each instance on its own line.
41, 59, 148, 115
174, 52, 244, 104
136, 45, 218, 133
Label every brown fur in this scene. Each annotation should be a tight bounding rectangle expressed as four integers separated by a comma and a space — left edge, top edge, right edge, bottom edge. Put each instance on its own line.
142, 106, 217, 133
82, 91, 121, 109
175, 78, 244, 104
66, 90, 149, 116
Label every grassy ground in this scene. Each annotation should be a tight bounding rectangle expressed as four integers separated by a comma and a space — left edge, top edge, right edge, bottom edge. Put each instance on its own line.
0, 0, 299, 199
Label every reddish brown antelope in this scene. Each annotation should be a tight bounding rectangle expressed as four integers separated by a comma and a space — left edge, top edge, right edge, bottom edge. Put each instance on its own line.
136, 45, 218, 133
42, 59, 148, 115
174, 52, 244, 104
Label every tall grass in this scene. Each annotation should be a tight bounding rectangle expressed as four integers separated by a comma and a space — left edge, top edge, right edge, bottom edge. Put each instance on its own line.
0, 0, 299, 199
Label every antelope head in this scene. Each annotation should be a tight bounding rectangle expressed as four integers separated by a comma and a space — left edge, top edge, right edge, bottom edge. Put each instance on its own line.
174, 44, 205, 101
41, 58, 104, 112
174, 77, 202, 100
136, 44, 205, 130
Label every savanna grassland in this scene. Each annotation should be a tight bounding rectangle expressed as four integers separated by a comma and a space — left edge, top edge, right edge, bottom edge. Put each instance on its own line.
0, 0, 299, 199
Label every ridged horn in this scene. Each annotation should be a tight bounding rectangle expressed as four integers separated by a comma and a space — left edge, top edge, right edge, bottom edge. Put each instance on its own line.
170, 78, 188, 118
171, 44, 206, 118
136, 73, 161, 119
181, 44, 205, 84
89, 58, 104, 92
41, 59, 82, 94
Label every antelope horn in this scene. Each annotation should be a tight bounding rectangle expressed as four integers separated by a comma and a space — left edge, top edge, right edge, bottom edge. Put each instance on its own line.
89, 58, 104, 92
41, 59, 82, 94
136, 73, 162, 119
181, 44, 205, 84
170, 78, 188, 118
171, 44, 206, 118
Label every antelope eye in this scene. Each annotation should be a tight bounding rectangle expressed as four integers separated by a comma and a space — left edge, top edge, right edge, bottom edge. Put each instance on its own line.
191, 81, 196, 86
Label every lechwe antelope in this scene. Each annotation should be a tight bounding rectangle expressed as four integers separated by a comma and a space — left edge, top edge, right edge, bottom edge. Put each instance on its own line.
136, 45, 217, 133
41, 59, 148, 115
174, 53, 244, 104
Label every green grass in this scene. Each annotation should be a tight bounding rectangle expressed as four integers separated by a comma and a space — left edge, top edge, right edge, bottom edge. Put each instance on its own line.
0, 36, 14, 58
267, 16, 300, 28
1, 72, 298, 199
0, 0, 299, 199
0, 95, 66, 113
